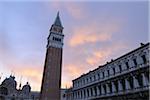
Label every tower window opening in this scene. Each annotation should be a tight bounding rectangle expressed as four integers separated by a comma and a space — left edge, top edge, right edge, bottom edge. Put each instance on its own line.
53, 37, 61, 42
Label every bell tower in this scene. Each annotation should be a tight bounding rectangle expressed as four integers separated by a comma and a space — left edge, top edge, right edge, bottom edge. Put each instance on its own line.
40, 12, 64, 100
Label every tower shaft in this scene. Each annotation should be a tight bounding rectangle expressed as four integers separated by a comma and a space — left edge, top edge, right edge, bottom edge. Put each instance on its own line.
40, 12, 64, 100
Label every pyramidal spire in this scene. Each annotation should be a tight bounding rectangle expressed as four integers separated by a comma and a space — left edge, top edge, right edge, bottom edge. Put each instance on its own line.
53, 11, 63, 27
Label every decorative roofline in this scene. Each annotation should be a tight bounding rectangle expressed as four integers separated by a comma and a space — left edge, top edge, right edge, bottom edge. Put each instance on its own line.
73, 42, 149, 82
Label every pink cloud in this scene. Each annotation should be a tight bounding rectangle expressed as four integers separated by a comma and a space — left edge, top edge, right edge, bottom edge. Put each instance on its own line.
86, 42, 128, 66
69, 21, 120, 47
70, 32, 111, 47
11, 65, 43, 91
62, 64, 85, 88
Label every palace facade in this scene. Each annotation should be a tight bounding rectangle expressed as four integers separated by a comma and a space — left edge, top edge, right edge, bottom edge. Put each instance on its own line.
66, 43, 149, 100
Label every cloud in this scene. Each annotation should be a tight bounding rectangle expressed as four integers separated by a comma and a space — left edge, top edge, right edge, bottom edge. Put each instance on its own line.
70, 32, 111, 47
61, 64, 85, 88
12, 65, 43, 91
86, 42, 128, 66
64, 64, 84, 79
69, 21, 120, 47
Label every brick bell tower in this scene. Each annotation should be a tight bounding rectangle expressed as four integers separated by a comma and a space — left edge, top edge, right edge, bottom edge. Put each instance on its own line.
40, 12, 64, 100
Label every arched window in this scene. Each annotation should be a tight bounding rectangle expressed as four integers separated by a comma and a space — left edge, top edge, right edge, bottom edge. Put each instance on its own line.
141, 55, 147, 64
119, 65, 122, 72
113, 68, 115, 75
0, 87, 8, 95
133, 58, 137, 66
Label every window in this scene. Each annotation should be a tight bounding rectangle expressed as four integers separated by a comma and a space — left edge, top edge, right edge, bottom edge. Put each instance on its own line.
53, 37, 61, 42
125, 62, 129, 69
86, 78, 88, 83
113, 68, 115, 74
102, 72, 105, 78
107, 70, 110, 76
59, 29, 62, 33
98, 73, 100, 79
90, 77, 92, 81
83, 79, 85, 84
94, 75, 96, 80
53, 27, 57, 31
133, 58, 137, 66
141, 55, 147, 64
119, 65, 122, 72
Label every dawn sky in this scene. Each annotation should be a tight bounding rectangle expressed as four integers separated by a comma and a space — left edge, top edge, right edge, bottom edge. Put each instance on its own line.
0, 1, 149, 91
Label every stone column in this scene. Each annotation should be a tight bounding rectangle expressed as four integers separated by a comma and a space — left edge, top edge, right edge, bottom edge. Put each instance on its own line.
125, 78, 131, 90
101, 85, 105, 95
92, 87, 96, 96
76, 91, 79, 99
74, 92, 75, 99
76, 92, 78, 99
111, 81, 116, 93
133, 76, 140, 89
85, 89, 87, 98
82, 90, 85, 98
96, 86, 100, 95
71, 93, 73, 100
106, 83, 110, 94
89, 88, 92, 97
142, 73, 149, 87
118, 80, 123, 91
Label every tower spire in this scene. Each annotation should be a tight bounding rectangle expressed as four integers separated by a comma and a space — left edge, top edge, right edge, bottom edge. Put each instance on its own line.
53, 11, 63, 27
